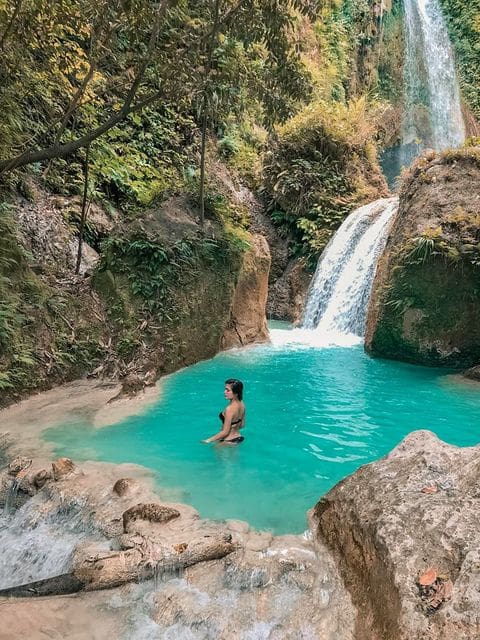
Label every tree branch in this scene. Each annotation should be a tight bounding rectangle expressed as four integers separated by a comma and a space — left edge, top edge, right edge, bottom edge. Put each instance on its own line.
0, 0, 170, 176
0, 0, 23, 50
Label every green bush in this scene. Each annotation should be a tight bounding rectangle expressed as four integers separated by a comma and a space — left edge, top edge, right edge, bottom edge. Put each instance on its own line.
263, 97, 386, 267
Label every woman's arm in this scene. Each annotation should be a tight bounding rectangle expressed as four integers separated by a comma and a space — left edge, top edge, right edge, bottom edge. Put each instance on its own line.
201, 408, 232, 443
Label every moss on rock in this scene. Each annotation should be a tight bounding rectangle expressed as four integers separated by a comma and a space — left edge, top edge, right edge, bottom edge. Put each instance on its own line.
365, 148, 480, 367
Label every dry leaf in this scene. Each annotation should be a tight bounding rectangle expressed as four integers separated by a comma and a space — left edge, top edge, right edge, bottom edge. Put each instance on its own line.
421, 485, 438, 494
173, 543, 188, 554
419, 567, 438, 587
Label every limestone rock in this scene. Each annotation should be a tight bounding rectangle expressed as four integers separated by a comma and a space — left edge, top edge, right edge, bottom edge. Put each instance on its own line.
221, 233, 271, 349
32, 469, 53, 489
366, 149, 480, 366
8, 457, 32, 476
52, 457, 76, 480
69, 239, 99, 276
112, 477, 135, 497
267, 258, 311, 323
122, 503, 181, 532
311, 430, 480, 640
225, 519, 250, 534
463, 364, 480, 381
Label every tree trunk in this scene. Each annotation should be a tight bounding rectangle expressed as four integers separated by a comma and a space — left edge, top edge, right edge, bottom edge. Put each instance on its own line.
198, 0, 221, 228
199, 110, 208, 227
75, 143, 91, 275
0, 534, 237, 596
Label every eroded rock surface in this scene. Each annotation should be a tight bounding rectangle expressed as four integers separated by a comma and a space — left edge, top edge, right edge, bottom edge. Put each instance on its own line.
366, 149, 480, 366
311, 430, 480, 640
221, 233, 271, 348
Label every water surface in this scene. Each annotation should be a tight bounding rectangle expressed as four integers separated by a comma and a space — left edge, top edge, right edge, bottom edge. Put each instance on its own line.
45, 329, 480, 533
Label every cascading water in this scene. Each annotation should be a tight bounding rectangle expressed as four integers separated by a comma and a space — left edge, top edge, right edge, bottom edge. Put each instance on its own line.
402, 0, 465, 161
0, 494, 101, 589
294, 198, 397, 343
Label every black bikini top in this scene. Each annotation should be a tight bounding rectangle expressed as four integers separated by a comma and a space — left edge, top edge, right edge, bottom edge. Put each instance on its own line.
219, 411, 242, 426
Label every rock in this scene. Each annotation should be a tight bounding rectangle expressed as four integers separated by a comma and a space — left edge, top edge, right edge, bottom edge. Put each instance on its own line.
221, 234, 271, 349
32, 469, 53, 489
112, 477, 135, 497
8, 457, 32, 476
52, 457, 76, 480
225, 519, 250, 534
122, 503, 181, 532
310, 430, 480, 640
366, 148, 480, 367
463, 364, 480, 381
267, 258, 311, 323
143, 368, 157, 387
245, 531, 273, 552
69, 239, 99, 276
120, 373, 144, 396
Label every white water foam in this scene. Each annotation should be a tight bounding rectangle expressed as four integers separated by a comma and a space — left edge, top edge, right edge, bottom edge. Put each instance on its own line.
0, 495, 100, 589
402, 0, 465, 156
271, 198, 398, 348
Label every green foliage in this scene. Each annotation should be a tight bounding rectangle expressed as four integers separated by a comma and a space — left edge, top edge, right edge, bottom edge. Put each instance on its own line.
376, 0, 405, 102
99, 229, 243, 320
263, 97, 386, 266
0, 0, 315, 197
439, 0, 480, 118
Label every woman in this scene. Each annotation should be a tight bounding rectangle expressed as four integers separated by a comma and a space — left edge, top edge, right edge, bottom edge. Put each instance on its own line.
201, 378, 246, 444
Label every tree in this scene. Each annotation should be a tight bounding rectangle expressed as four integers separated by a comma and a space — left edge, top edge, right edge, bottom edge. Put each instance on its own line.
0, 0, 317, 190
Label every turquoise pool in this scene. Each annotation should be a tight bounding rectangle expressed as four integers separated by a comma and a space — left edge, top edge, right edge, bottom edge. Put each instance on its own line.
44, 328, 480, 533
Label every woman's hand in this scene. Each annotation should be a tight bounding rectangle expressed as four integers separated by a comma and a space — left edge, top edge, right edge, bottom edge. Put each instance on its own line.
201, 438, 211, 444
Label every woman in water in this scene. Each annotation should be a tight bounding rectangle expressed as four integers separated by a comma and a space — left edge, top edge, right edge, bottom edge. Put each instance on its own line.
201, 378, 245, 444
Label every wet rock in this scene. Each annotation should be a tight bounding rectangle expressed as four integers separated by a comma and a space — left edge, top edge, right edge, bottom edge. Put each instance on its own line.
311, 430, 480, 640
112, 477, 135, 497
463, 364, 480, 381
245, 531, 273, 552
226, 519, 250, 534
267, 258, 311, 323
122, 503, 180, 532
33, 469, 53, 489
52, 457, 76, 480
8, 457, 32, 476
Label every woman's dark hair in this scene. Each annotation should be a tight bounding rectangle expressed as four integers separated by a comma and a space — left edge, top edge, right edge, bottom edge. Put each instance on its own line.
225, 378, 243, 400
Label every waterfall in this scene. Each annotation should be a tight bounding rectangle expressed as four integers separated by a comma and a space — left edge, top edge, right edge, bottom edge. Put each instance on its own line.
402, 0, 465, 160
288, 198, 398, 344
0, 495, 99, 589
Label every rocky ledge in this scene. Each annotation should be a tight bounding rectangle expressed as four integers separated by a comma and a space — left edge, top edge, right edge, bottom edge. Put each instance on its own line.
366, 148, 480, 367
311, 430, 480, 640
0, 434, 354, 639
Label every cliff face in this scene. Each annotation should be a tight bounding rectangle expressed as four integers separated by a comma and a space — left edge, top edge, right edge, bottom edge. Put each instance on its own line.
365, 149, 480, 367
221, 234, 270, 349
0, 176, 270, 408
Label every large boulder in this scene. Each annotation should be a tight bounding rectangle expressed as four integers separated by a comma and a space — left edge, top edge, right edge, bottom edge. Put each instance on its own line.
366, 149, 480, 366
267, 259, 311, 323
221, 233, 270, 348
311, 430, 480, 640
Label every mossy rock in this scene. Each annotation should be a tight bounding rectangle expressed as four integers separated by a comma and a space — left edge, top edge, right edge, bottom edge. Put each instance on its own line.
366, 150, 480, 367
